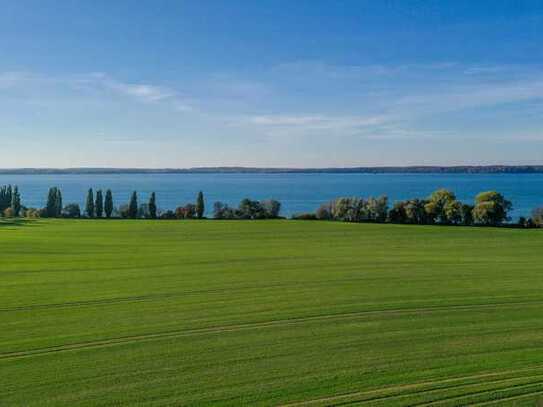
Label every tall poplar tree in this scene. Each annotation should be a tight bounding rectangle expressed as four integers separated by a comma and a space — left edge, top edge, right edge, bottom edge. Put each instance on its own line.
11, 186, 21, 216
128, 191, 138, 219
85, 188, 95, 218
104, 189, 114, 218
148, 192, 157, 219
46, 187, 62, 217
196, 191, 205, 219
95, 190, 104, 218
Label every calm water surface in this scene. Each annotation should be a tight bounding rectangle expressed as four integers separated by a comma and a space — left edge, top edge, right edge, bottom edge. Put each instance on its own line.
1, 173, 543, 219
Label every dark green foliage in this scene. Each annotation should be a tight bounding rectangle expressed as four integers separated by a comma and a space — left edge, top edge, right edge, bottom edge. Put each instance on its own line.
196, 191, 205, 219
45, 187, 63, 218
149, 192, 157, 219
213, 199, 282, 219
461, 204, 474, 226
159, 210, 176, 219
128, 191, 138, 219
291, 213, 318, 220
85, 189, 95, 218
104, 190, 114, 218
316, 203, 332, 220
62, 203, 81, 218
261, 199, 281, 218
0, 185, 13, 213
10, 186, 21, 217
95, 190, 104, 218
213, 202, 236, 219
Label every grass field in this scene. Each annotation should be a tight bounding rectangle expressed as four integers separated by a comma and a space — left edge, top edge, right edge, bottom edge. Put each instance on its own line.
2, 219, 543, 406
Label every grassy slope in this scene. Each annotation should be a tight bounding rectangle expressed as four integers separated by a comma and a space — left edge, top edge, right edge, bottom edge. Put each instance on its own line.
2, 219, 543, 406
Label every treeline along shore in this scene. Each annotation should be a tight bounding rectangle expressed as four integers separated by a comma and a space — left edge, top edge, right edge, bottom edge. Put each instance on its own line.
2, 184, 543, 228
4, 165, 543, 174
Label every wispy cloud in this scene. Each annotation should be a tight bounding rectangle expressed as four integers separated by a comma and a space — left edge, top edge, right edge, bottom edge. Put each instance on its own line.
0, 71, 195, 111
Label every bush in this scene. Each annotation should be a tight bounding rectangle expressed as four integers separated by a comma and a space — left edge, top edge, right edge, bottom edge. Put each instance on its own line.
119, 204, 130, 219
213, 202, 236, 219
3, 207, 15, 218
531, 207, 543, 227
159, 210, 176, 219
175, 204, 196, 219
62, 203, 81, 218
291, 213, 317, 220
24, 208, 41, 218
316, 203, 332, 220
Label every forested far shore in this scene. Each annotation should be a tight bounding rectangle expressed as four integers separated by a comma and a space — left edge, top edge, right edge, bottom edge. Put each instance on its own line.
4, 165, 543, 174
2, 184, 543, 228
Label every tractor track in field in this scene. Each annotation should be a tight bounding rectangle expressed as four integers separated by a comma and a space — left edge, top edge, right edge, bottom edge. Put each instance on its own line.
2, 289, 543, 314
1, 299, 543, 361
280, 367, 543, 406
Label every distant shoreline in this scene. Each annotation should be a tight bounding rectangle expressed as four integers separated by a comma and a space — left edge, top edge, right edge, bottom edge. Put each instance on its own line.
1, 166, 543, 175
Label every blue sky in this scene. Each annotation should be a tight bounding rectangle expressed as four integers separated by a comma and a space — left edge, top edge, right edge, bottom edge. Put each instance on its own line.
1, 0, 543, 168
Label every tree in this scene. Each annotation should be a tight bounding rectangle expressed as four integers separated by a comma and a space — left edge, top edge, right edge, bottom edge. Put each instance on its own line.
443, 200, 463, 225
367, 196, 388, 222
95, 190, 104, 218
104, 189, 114, 218
46, 187, 62, 217
213, 201, 235, 219
472, 191, 512, 226
10, 186, 21, 217
425, 189, 457, 224
261, 199, 281, 218
0, 185, 13, 213
149, 192, 157, 219
405, 199, 430, 224
175, 203, 196, 219
62, 203, 81, 218
316, 203, 332, 220
531, 207, 543, 227
128, 191, 138, 219
461, 204, 474, 226
85, 188, 95, 218
195, 191, 205, 219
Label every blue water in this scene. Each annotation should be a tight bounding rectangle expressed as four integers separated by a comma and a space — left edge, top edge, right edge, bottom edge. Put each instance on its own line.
1, 173, 543, 219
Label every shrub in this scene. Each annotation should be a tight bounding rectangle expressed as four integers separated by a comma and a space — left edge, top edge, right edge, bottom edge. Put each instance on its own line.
213, 202, 236, 219
3, 207, 15, 218
159, 210, 176, 219
24, 208, 41, 218
292, 213, 317, 220
531, 207, 543, 227
62, 203, 81, 218
175, 204, 196, 219
316, 203, 332, 220
261, 199, 281, 218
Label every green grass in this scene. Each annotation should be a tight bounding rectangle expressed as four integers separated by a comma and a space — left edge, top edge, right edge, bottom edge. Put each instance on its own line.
2, 219, 543, 406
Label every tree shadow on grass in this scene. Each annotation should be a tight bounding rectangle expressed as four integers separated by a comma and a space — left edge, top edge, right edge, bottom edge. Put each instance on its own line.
0, 219, 41, 228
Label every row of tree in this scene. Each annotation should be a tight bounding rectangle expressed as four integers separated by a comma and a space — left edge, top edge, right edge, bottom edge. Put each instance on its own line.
0, 185, 21, 217
1, 184, 540, 228
38, 188, 205, 220
293, 189, 514, 227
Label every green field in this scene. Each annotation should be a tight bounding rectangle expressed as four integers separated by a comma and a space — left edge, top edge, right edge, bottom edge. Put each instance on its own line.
2, 219, 543, 406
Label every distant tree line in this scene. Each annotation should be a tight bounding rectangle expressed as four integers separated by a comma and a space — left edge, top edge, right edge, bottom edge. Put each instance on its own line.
3, 184, 543, 228
292, 189, 521, 227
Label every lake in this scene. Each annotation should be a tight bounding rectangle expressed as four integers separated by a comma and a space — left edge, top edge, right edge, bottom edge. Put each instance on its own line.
1, 173, 543, 220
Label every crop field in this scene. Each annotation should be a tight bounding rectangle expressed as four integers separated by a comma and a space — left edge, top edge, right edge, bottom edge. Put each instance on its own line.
2, 219, 543, 406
